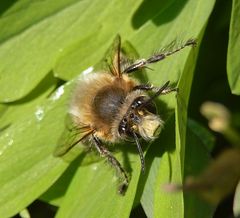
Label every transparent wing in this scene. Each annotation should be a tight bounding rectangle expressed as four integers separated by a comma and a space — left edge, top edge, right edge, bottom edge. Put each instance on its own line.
95, 35, 140, 78
53, 114, 93, 157
93, 34, 122, 77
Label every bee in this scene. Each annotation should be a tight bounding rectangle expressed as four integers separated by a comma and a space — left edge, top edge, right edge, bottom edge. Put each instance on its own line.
54, 36, 196, 194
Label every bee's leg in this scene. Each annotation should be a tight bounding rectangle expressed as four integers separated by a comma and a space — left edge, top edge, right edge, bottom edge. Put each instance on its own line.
134, 81, 178, 108
133, 84, 154, 91
132, 131, 145, 173
92, 135, 129, 195
133, 82, 178, 94
123, 39, 196, 74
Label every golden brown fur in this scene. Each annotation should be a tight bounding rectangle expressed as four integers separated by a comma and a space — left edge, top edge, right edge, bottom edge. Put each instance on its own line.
69, 72, 138, 142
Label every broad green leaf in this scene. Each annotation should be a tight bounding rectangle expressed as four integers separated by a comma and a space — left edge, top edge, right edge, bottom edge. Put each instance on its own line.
152, 1, 215, 218
141, 119, 215, 218
151, 42, 198, 218
55, 150, 141, 218
40, 154, 85, 206
184, 119, 215, 218
227, 0, 240, 94
0, 0, 86, 102
0, 104, 8, 120
0, 0, 105, 102
0, 73, 57, 128
0, 82, 71, 217
0, 0, 80, 43
140, 115, 176, 218
185, 119, 215, 152
53, 0, 175, 81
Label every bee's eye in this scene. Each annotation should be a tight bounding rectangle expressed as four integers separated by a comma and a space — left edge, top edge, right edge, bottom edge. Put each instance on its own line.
119, 117, 128, 135
121, 127, 126, 132
131, 101, 139, 109
131, 97, 145, 109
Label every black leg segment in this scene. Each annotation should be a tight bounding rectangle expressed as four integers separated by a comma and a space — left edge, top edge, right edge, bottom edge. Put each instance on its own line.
132, 131, 145, 173
122, 38, 196, 74
92, 134, 129, 195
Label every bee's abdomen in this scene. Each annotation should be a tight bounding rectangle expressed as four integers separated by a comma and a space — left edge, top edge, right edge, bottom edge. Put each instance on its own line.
92, 86, 126, 124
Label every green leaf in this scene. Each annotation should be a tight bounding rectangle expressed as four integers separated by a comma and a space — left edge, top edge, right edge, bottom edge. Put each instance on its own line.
138, 1, 215, 217
227, 0, 240, 94
0, 0, 80, 43
55, 152, 141, 218
140, 115, 176, 218
185, 119, 215, 152
141, 119, 215, 218
0, 73, 57, 128
184, 119, 215, 218
0, 0, 103, 102
0, 81, 71, 217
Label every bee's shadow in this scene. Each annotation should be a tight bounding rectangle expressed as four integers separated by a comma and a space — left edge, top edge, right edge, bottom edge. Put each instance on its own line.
131, 0, 188, 28
41, 152, 86, 201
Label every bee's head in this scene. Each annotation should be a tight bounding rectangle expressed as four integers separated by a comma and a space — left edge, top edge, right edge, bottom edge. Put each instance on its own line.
118, 96, 163, 140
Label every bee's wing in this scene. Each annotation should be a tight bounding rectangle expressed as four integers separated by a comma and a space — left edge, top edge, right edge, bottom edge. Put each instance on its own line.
95, 35, 136, 73
121, 39, 150, 83
53, 115, 93, 157
94, 35, 121, 77
94, 35, 147, 82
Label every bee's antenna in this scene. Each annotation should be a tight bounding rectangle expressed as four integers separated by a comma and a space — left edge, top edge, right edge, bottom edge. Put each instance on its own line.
132, 131, 145, 173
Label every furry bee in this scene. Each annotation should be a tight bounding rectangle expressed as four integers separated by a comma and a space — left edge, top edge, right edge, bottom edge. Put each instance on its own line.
54, 36, 196, 194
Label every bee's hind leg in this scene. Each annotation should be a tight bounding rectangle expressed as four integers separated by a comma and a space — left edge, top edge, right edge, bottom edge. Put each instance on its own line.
92, 134, 129, 195
122, 38, 196, 74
